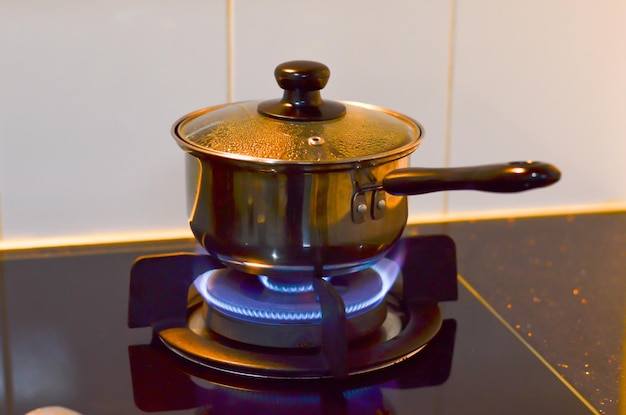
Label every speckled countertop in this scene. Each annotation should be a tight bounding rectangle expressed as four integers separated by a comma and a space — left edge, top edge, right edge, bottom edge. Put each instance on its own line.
416, 211, 625, 414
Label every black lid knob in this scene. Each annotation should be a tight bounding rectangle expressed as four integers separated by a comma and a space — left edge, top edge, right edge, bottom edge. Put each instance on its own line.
258, 61, 346, 121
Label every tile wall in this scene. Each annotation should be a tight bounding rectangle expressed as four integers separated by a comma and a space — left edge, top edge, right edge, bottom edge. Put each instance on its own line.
1, 0, 624, 246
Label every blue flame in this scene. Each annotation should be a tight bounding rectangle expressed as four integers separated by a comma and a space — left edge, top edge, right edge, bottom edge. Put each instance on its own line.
194, 259, 400, 323
349, 259, 399, 313
194, 272, 321, 321
258, 276, 314, 293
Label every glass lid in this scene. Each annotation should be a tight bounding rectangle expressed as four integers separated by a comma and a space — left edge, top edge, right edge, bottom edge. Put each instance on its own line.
173, 61, 422, 164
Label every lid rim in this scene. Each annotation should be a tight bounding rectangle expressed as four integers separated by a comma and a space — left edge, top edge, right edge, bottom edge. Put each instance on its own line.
175, 139, 422, 172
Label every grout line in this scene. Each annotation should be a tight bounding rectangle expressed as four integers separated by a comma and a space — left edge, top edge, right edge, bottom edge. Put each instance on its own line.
458, 275, 601, 415
442, 0, 458, 215
226, 0, 234, 102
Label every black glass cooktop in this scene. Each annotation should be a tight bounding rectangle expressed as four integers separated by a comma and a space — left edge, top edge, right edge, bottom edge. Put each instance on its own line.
2, 212, 623, 414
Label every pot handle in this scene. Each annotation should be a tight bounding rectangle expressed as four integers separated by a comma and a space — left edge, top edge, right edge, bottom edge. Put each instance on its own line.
382, 161, 561, 196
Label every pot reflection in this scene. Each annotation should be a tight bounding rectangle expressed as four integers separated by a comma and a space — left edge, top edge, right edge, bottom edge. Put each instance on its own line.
129, 320, 457, 414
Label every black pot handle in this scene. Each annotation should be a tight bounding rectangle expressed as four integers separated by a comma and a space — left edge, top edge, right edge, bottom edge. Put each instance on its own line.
382, 161, 561, 196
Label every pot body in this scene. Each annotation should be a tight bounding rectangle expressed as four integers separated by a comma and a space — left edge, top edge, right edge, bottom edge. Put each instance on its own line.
186, 154, 410, 278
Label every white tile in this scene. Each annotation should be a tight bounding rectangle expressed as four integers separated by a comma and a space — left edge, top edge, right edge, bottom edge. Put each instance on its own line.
0, 1, 228, 241
448, 0, 626, 213
231, 0, 453, 220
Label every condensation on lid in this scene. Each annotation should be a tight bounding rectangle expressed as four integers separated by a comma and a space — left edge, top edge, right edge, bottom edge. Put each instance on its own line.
174, 101, 421, 163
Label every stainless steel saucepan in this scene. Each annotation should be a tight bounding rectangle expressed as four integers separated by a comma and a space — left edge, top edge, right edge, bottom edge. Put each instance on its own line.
172, 61, 560, 279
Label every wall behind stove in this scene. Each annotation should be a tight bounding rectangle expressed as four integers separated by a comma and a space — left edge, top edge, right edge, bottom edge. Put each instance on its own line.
0, 0, 625, 247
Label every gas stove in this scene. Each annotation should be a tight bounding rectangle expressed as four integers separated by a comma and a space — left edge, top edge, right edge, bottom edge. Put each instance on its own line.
128, 235, 457, 380
3, 213, 622, 414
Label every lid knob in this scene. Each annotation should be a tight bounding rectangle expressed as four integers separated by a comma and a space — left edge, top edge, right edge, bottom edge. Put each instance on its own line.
258, 61, 347, 121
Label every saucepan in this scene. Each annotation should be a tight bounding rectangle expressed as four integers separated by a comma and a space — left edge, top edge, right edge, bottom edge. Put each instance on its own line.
172, 61, 560, 279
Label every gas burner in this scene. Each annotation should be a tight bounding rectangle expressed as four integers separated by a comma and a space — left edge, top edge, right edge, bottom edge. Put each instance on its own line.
190, 259, 399, 348
128, 235, 458, 380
